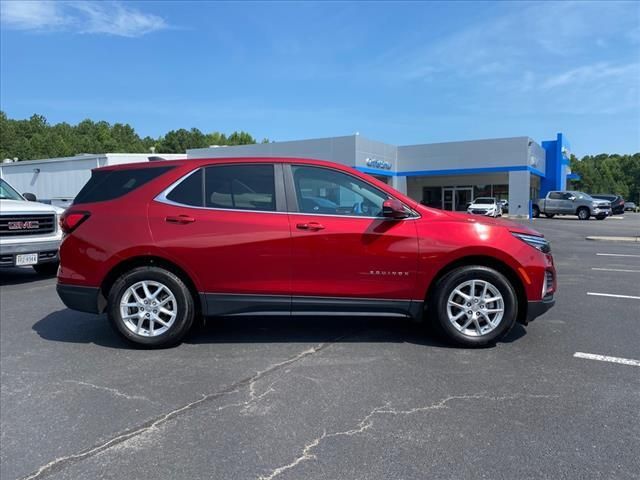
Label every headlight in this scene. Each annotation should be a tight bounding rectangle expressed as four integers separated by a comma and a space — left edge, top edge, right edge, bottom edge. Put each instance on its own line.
512, 232, 551, 253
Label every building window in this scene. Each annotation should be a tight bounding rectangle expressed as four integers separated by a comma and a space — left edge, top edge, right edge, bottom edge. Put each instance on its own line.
474, 184, 491, 198
529, 176, 540, 202
492, 184, 508, 202
421, 187, 442, 208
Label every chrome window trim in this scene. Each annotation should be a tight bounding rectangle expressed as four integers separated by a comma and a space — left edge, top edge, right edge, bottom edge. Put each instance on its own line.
155, 165, 421, 221
155, 165, 282, 214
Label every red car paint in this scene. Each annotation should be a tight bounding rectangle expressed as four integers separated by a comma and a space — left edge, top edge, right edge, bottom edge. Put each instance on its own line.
58, 157, 555, 331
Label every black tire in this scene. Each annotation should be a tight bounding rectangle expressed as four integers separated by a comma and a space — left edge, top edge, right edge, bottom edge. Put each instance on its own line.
577, 207, 590, 220
544, 213, 555, 219
107, 266, 195, 348
532, 205, 540, 218
429, 265, 518, 347
33, 261, 59, 275
596, 215, 606, 220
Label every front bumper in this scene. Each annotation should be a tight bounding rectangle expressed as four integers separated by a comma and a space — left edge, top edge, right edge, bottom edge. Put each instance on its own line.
468, 209, 498, 216
592, 207, 611, 217
57, 283, 103, 314
0, 239, 60, 267
526, 295, 555, 323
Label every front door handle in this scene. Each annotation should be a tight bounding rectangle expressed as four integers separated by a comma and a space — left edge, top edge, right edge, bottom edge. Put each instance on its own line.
296, 222, 325, 231
165, 215, 196, 224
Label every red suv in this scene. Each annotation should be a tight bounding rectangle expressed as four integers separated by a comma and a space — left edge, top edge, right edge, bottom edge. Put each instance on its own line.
57, 158, 556, 348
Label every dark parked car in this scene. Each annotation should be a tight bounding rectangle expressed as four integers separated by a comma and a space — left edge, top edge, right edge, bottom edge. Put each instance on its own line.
624, 202, 636, 212
591, 194, 625, 215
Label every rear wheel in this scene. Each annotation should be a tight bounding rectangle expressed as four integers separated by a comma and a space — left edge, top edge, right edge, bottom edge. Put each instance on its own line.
107, 266, 195, 348
577, 207, 590, 220
430, 266, 517, 347
544, 213, 555, 219
33, 261, 59, 276
596, 215, 606, 220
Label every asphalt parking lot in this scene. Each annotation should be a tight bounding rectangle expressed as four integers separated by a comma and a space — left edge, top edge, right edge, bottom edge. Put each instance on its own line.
1, 214, 639, 480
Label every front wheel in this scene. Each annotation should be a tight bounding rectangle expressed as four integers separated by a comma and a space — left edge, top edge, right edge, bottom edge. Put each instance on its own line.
577, 207, 590, 220
596, 215, 606, 220
430, 266, 517, 347
107, 266, 195, 348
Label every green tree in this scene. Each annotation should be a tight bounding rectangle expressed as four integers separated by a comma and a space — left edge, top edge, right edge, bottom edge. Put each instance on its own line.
570, 153, 640, 203
0, 111, 266, 160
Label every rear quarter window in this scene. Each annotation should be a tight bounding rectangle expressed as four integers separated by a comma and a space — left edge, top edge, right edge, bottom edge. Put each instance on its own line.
74, 166, 173, 204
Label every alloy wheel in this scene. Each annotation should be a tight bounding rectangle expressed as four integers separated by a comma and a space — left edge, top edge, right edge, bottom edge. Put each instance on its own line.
446, 279, 505, 337
119, 280, 177, 337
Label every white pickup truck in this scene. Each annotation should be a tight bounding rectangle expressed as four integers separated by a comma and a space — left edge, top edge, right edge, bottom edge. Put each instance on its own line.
0, 178, 64, 274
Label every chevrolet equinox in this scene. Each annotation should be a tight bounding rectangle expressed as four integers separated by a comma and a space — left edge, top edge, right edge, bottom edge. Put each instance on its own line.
57, 158, 556, 348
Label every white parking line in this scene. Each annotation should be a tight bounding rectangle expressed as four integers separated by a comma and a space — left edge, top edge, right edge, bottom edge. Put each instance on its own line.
587, 292, 640, 300
596, 253, 640, 258
592, 267, 640, 273
574, 352, 640, 367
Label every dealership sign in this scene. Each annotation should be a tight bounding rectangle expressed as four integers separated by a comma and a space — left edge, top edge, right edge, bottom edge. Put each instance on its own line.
365, 157, 392, 170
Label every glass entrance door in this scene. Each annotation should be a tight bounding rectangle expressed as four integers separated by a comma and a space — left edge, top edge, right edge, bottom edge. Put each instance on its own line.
442, 187, 473, 211
443, 188, 454, 210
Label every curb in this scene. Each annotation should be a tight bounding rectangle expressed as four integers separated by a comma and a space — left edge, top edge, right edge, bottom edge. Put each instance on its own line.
586, 236, 640, 243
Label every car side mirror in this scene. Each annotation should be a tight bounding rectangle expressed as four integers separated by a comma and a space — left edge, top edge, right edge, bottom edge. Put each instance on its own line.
382, 199, 409, 219
23, 192, 37, 202
569, 196, 576, 201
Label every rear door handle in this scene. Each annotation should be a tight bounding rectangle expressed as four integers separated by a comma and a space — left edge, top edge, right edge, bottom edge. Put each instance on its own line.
296, 222, 325, 231
165, 215, 196, 224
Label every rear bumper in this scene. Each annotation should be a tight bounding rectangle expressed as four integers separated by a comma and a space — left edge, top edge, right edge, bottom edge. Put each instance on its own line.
57, 283, 102, 314
526, 295, 555, 322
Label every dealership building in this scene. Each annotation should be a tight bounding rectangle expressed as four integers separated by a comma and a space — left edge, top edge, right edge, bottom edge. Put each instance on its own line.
188, 132, 575, 217
1, 133, 575, 217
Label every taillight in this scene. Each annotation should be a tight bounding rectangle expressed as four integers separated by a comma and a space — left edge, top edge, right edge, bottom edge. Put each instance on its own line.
60, 211, 90, 234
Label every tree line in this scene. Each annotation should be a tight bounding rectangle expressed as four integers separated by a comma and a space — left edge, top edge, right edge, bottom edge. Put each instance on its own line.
0, 112, 267, 161
569, 153, 640, 203
1, 112, 638, 202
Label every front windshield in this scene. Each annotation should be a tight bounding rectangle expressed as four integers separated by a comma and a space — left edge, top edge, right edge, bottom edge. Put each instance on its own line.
474, 198, 495, 204
574, 192, 593, 200
0, 179, 24, 201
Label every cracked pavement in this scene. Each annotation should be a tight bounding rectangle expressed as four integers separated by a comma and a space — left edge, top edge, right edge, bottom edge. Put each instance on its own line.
1, 215, 639, 479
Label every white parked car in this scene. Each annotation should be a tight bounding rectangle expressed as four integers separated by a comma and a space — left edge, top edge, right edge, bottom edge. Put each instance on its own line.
0, 178, 64, 274
467, 197, 502, 218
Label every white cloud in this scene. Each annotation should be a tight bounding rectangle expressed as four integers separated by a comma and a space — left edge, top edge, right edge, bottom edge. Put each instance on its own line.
0, 1, 168, 37
0, 1, 68, 30
541, 62, 640, 90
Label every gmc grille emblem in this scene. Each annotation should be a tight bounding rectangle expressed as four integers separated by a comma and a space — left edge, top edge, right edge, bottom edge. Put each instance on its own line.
7, 221, 39, 230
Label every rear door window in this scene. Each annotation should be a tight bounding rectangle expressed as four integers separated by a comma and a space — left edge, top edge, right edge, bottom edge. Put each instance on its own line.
74, 166, 173, 204
204, 164, 276, 212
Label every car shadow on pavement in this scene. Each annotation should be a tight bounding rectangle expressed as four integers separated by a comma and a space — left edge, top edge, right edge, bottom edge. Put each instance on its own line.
0, 267, 56, 286
33, 309, 526, 349
32, 310, 128, 349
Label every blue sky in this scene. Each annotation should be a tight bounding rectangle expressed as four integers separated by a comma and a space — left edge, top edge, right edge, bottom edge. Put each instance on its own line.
1, 0, 639, 157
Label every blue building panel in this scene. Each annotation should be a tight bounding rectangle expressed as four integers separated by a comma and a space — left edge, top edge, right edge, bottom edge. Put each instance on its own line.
541, 133, 571, 196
